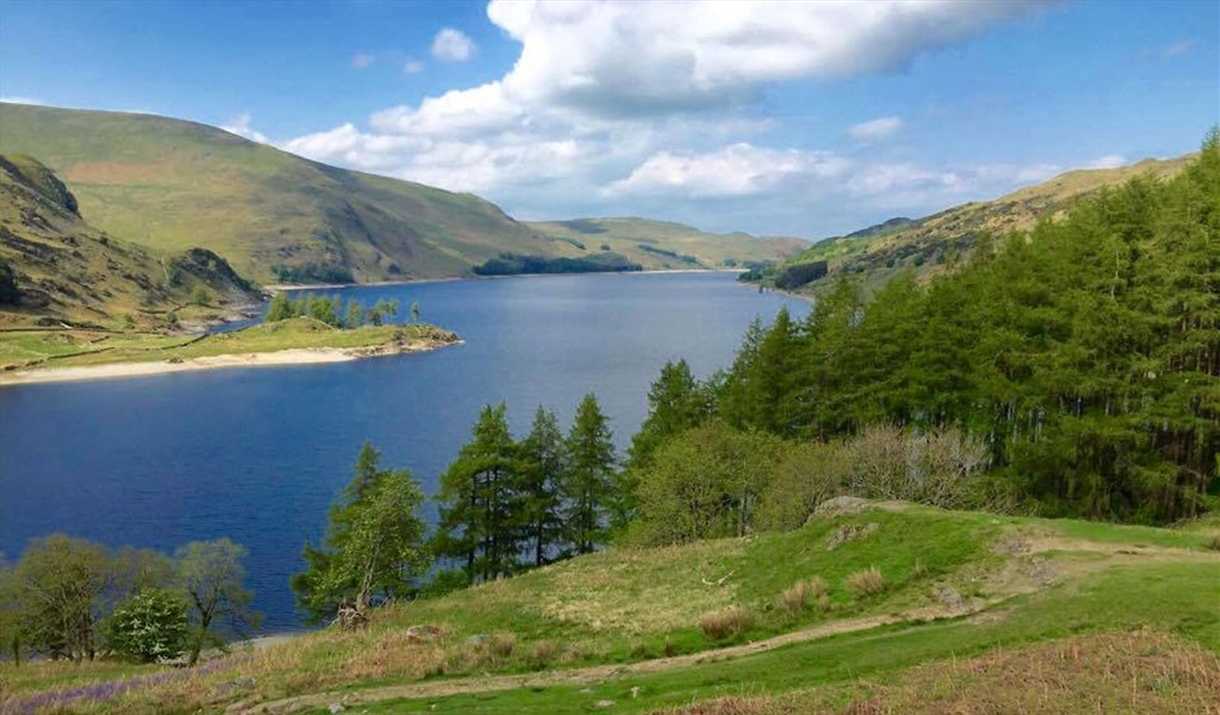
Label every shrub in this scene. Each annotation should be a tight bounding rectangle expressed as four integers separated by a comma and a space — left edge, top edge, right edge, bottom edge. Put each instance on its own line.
489, 632, 516, 658
698, 606, 755, 640
529, 639, 559, 667
842, 425, 990, 509
776, 577, 829, 614
103, 588, 188, 663
845, 567, 886, 597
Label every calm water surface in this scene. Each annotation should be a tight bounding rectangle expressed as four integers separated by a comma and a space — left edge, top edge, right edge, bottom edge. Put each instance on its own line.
0, 272, 806, 629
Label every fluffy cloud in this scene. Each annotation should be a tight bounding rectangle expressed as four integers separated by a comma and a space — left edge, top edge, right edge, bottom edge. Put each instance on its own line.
282, 1, 1058, 235
221, 113, 268, 144
849, 116, 904, 142
432, 28, 476, 62
606, 144, 848, 198
351, 52, 377, 69
485, 0, 1054, 116
1084, 154, 1127, 170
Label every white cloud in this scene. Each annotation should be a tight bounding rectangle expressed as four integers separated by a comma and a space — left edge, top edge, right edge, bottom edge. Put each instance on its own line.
485, 0, 1053, 116
1084, 154, 1127, 170
849, 116, 904, 142
0, 96, 45, 105
281, 0, 1057, 235
220, 113, 269, 144
431, 28, 476, 62
351, 52, 377, 69
403, 58, 424, 74
606, 144, 848, 198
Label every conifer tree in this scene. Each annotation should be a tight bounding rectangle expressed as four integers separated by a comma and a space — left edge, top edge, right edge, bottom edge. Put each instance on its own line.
433, 404, 523, 581
517, 406, 567, 566
563, 394, 616, 553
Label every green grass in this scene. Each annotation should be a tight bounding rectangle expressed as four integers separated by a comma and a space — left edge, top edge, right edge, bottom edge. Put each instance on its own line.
0, 318, 458, 372
348, 561, 1220, 714
4, 503, 1216, 715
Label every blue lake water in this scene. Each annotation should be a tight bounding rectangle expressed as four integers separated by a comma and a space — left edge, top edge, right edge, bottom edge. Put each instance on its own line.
0, 272, 807, 630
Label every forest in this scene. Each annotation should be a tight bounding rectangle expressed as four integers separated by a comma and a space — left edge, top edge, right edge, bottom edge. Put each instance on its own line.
287, 134, 1218, 624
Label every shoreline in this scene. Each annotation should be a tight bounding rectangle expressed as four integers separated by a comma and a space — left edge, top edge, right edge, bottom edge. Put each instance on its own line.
262, 267, 746, 292
0, 339, 461, 387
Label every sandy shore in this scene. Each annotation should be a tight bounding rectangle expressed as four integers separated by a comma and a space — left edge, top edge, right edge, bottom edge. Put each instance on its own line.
0, 340, 459, 387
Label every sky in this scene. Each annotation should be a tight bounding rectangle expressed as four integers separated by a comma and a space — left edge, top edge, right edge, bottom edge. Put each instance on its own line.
1, 0, 1216, 239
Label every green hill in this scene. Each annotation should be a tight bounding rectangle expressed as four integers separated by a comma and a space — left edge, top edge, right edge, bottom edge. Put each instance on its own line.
527, 217, 808, 270
0, 103, 560, 284
3, 503, 1216, 713
0, 153, 258, 330
0, 104, 809, 286
769, 154, 1193, 292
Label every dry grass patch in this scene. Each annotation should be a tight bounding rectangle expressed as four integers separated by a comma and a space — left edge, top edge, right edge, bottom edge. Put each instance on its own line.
655, 630, 1220, 715
698, 606, 756, 641
776, 577, 829, 614
844, 567, 885, 597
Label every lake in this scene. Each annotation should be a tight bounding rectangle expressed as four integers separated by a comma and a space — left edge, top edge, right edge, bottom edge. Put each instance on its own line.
0, 272, 807, 630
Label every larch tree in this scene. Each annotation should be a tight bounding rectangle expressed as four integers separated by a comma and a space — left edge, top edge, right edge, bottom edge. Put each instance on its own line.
563, 394, 617, 554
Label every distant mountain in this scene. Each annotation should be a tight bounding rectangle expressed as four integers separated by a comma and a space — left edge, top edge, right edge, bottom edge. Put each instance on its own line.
0, 103, 811, 285
768, 155, 1194, 292
0, 103, 558, 284
527, 217, 807, 270
0, 154, 258, 329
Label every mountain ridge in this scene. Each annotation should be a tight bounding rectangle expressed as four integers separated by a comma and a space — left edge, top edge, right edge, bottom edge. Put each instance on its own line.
764, 152, 1195, 292
0, 103, 808, 283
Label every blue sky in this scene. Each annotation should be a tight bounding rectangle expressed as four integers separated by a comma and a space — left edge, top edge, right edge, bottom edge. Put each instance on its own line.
1, 0, 1216, 238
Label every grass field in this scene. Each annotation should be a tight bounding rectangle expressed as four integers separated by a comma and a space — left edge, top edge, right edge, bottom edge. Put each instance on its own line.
2, 502, 1216, 714
0, 317, 458, 373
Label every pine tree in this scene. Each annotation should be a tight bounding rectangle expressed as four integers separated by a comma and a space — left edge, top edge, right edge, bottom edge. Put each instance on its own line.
433, 404, 523, 581
517, 406, 567, 566
563, 394, 617, 553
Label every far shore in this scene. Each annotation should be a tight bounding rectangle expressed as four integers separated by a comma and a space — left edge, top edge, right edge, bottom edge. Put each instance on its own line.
0, 340, 461, 387
262, 266, 747, 292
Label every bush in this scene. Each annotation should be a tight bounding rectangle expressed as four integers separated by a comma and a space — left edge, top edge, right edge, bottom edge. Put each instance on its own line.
529, 639, 559, 667
698, 606, 755, 640
844, 567, 886, 597
776, 577, 829, 614
104, 588, 188, 663
843, 425, 990, 509
489, 632, 516, 658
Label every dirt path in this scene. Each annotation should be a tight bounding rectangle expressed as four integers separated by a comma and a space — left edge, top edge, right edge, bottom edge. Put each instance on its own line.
227, 533, 1219, 714
226, 603, 981, 714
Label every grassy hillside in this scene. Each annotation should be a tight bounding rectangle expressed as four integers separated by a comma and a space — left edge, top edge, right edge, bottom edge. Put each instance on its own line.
0, 103, 558, 283
4, 503, 1216, 714
770, 155, 1193, 293
0, 105, 810, 285
0, 153, 258, 329
527, 217, 808, 270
